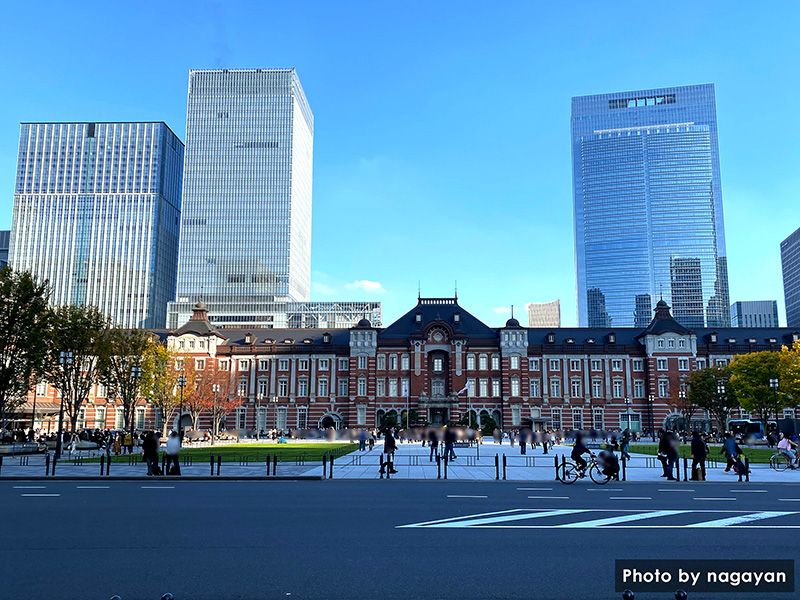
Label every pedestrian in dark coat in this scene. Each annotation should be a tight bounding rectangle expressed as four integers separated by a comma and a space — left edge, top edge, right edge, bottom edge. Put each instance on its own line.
380, 429, 398, 475
690, 431, 708, 481
142, 432, 159, 476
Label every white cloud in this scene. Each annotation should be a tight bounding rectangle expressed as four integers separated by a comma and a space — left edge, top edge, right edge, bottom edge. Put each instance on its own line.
345, 280, 387, 294
311, 281, 337, 296
492, 306, 512, 314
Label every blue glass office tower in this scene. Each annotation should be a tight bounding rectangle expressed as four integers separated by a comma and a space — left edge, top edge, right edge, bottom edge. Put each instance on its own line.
9, 122, 184, 328
572, 84, 730, 328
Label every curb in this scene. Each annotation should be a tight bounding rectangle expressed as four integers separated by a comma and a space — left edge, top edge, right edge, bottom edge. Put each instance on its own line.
0, 476, 323, 481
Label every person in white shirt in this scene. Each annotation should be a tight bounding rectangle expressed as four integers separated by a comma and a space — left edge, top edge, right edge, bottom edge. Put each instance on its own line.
778, 434, 797, 467
165, 431, 181, 475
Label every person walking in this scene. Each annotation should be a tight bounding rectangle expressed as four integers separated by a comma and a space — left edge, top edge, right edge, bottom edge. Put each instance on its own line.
428, 428, 439, 462
380, 428, 398, 475
141, 431, 159, 476
443, 425, 457, 461
690, 431, 708, 481
368, 432, 375, 451
165, 431, 181, 476
721, 433, 737, 473
358, 429, 367, 452
665, 430, 679, 481
619, 432, 631, 461
656, 430, 669, 477
519, 428, 528, 455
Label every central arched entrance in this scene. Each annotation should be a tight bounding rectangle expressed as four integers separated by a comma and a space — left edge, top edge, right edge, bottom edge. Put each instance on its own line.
319, 412, 343, 430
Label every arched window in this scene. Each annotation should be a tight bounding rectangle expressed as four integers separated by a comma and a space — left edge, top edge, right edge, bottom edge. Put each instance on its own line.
357, 376, 367, 396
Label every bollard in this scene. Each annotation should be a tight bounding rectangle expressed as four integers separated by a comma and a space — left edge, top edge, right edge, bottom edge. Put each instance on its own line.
322, 454, 328, 479
502, 454, 507, 480
495, 455, 500, 480
379, 453, 385, 479
437, 454, 441, 479
45, 453, 50, 476
210, 455, 214, 476
387, 453, 392, 480
554, 455, 560, 481
273, 454, 277, 476
216, 455, 221, 476
745, 456, 750, 483
52, 455, 57, 476
329, 454, 334, 479
675, 456, 680, 481
443, 453, 448, 480
683, 457, 689, 482
100, 454, 105, 476
622, 590, 635, 600
0, 455, 3, 475
675, 591, 688, 600
621, 455, 626, 482
106, 454, 111, 476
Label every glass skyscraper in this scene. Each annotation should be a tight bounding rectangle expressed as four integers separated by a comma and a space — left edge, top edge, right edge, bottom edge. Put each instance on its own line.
169, 68, 313, 327
572, 83, 730, 328
780, 226, 800, 328
9, 122, 184, 328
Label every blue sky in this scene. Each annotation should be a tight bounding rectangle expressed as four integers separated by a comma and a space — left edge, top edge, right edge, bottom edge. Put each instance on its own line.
1, 1, 798, 327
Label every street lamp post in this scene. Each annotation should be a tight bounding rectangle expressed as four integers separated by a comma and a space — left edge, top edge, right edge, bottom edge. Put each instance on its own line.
624, 397, 632, 432
30, 380, 38, 433
256, 392, 263, 439
770, 378, 779, 425
647, 393, 655, 441
212, 383, 221, 441
55, 351, 73, 459
717, 380, 727, 433
177, 373, 187, 440
271, 395, 279, 436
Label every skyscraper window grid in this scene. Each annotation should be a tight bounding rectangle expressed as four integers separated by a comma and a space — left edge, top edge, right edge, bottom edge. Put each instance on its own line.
572, 84, 730, 328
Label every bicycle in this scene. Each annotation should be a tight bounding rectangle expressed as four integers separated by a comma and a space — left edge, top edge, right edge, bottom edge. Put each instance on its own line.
559, 456, 613, 485
769, 451, 799, 472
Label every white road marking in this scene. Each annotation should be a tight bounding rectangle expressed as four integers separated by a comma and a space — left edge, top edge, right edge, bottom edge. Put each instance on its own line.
77, 486, 110, 489
729, 489, 767, 493
779, 498, 800, 502
587, 488, 623, 492
686, 511, 789, 528
447, 495, 487, 498
559, 510, 686, 528
141, 486, 175, 489
21, 493, 60, 497
658, 489, 695, 492
528, 495, 569, 499
425, 509, 587, 528
398, 508, 522, 528
13, 486, 46, 489
694, 497, 737, 501
610, 497, 652, 500
517, 487, 552, 491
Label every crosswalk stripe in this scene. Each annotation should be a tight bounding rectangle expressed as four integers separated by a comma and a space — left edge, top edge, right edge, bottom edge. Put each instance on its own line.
558, 510, 686, 528
686, 511, 789, 528
397, 508, 521, 528
425, 509, 587, 528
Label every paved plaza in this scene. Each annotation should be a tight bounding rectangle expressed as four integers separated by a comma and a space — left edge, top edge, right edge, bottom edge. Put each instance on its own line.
3, 440, 800, 483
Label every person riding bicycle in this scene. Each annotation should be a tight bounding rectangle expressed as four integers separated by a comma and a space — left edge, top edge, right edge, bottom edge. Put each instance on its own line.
571, 433, 595, 475
778, 433, 798, 468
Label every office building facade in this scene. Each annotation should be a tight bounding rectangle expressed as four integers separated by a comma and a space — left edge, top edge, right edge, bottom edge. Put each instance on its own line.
781, 227, 800, 328
9, 122, 184, 328
572, 84, 730, 329
0, 230, 9, 268
169, 68, 313, 327
526, 300, 561, 327
731, 300, 779, 328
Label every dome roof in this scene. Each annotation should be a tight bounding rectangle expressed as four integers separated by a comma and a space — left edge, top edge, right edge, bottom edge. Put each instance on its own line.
505, 317, 521, 328
355, 318, 372, 328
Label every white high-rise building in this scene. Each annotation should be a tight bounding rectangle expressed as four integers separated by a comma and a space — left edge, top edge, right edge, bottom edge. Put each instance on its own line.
10, 122, 184, 328
168, 68, 314, 328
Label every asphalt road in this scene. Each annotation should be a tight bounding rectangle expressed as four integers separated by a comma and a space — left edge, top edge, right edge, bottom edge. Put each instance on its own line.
2, 479, 799, 600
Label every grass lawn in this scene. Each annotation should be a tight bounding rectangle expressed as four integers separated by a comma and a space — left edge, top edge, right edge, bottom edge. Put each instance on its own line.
87, 442, 358, 464
630, 444, 777, 464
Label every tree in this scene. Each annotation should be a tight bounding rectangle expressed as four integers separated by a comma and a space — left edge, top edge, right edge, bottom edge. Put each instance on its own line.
98, 328, 151, 434
140, 342, 181, 437
729, 350, 788, 431
181, 357, 210, 430
0, 268, 53, 428
46, 304, 109, 450
201, 367, 236, 437
668, 375, 699, 431
778, 340, 800, 411
687, 365, 738, 432
400, 409, 419, 429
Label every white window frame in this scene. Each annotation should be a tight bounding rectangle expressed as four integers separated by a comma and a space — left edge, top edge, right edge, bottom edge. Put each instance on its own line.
491, 355, 500, 370
491, 379, 500, 397
678, 358, 689, 371
530, 378, 541, 397
592, 379, 602, 398
319, 359, 330, 371
510, 355, 520, 370
612, 379, 623, 398
657, 358, 668, 371
318, 378, 329, 397
358, 356, 367, 369
570, 379, 581, 398
467, 354, 476, 370
529, 358, 540, 371
358, 376, 367, 396
590, 359, 602, 371
338, 378, 349, 397
511, 376, 520, 397
611, 359, 623, 371
569, 359, 581, 372
632, 359, 644, 372
549, 359, 560, 371
550, 378, 561, 397
278, 359, 289, 371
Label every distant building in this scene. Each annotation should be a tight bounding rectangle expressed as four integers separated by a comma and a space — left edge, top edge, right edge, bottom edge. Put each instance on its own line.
526, 300, 561, 327
9, 122, 184, 328
781, 227, 800, 328
572, 84, 730, 328
731, 300, 779, 328
0, 230, 9, 268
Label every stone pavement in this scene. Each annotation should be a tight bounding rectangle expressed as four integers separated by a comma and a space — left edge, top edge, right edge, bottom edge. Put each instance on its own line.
3, 440, 800, 483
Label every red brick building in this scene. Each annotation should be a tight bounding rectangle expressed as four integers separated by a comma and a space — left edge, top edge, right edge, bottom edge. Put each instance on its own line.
27, 297, 800, 433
